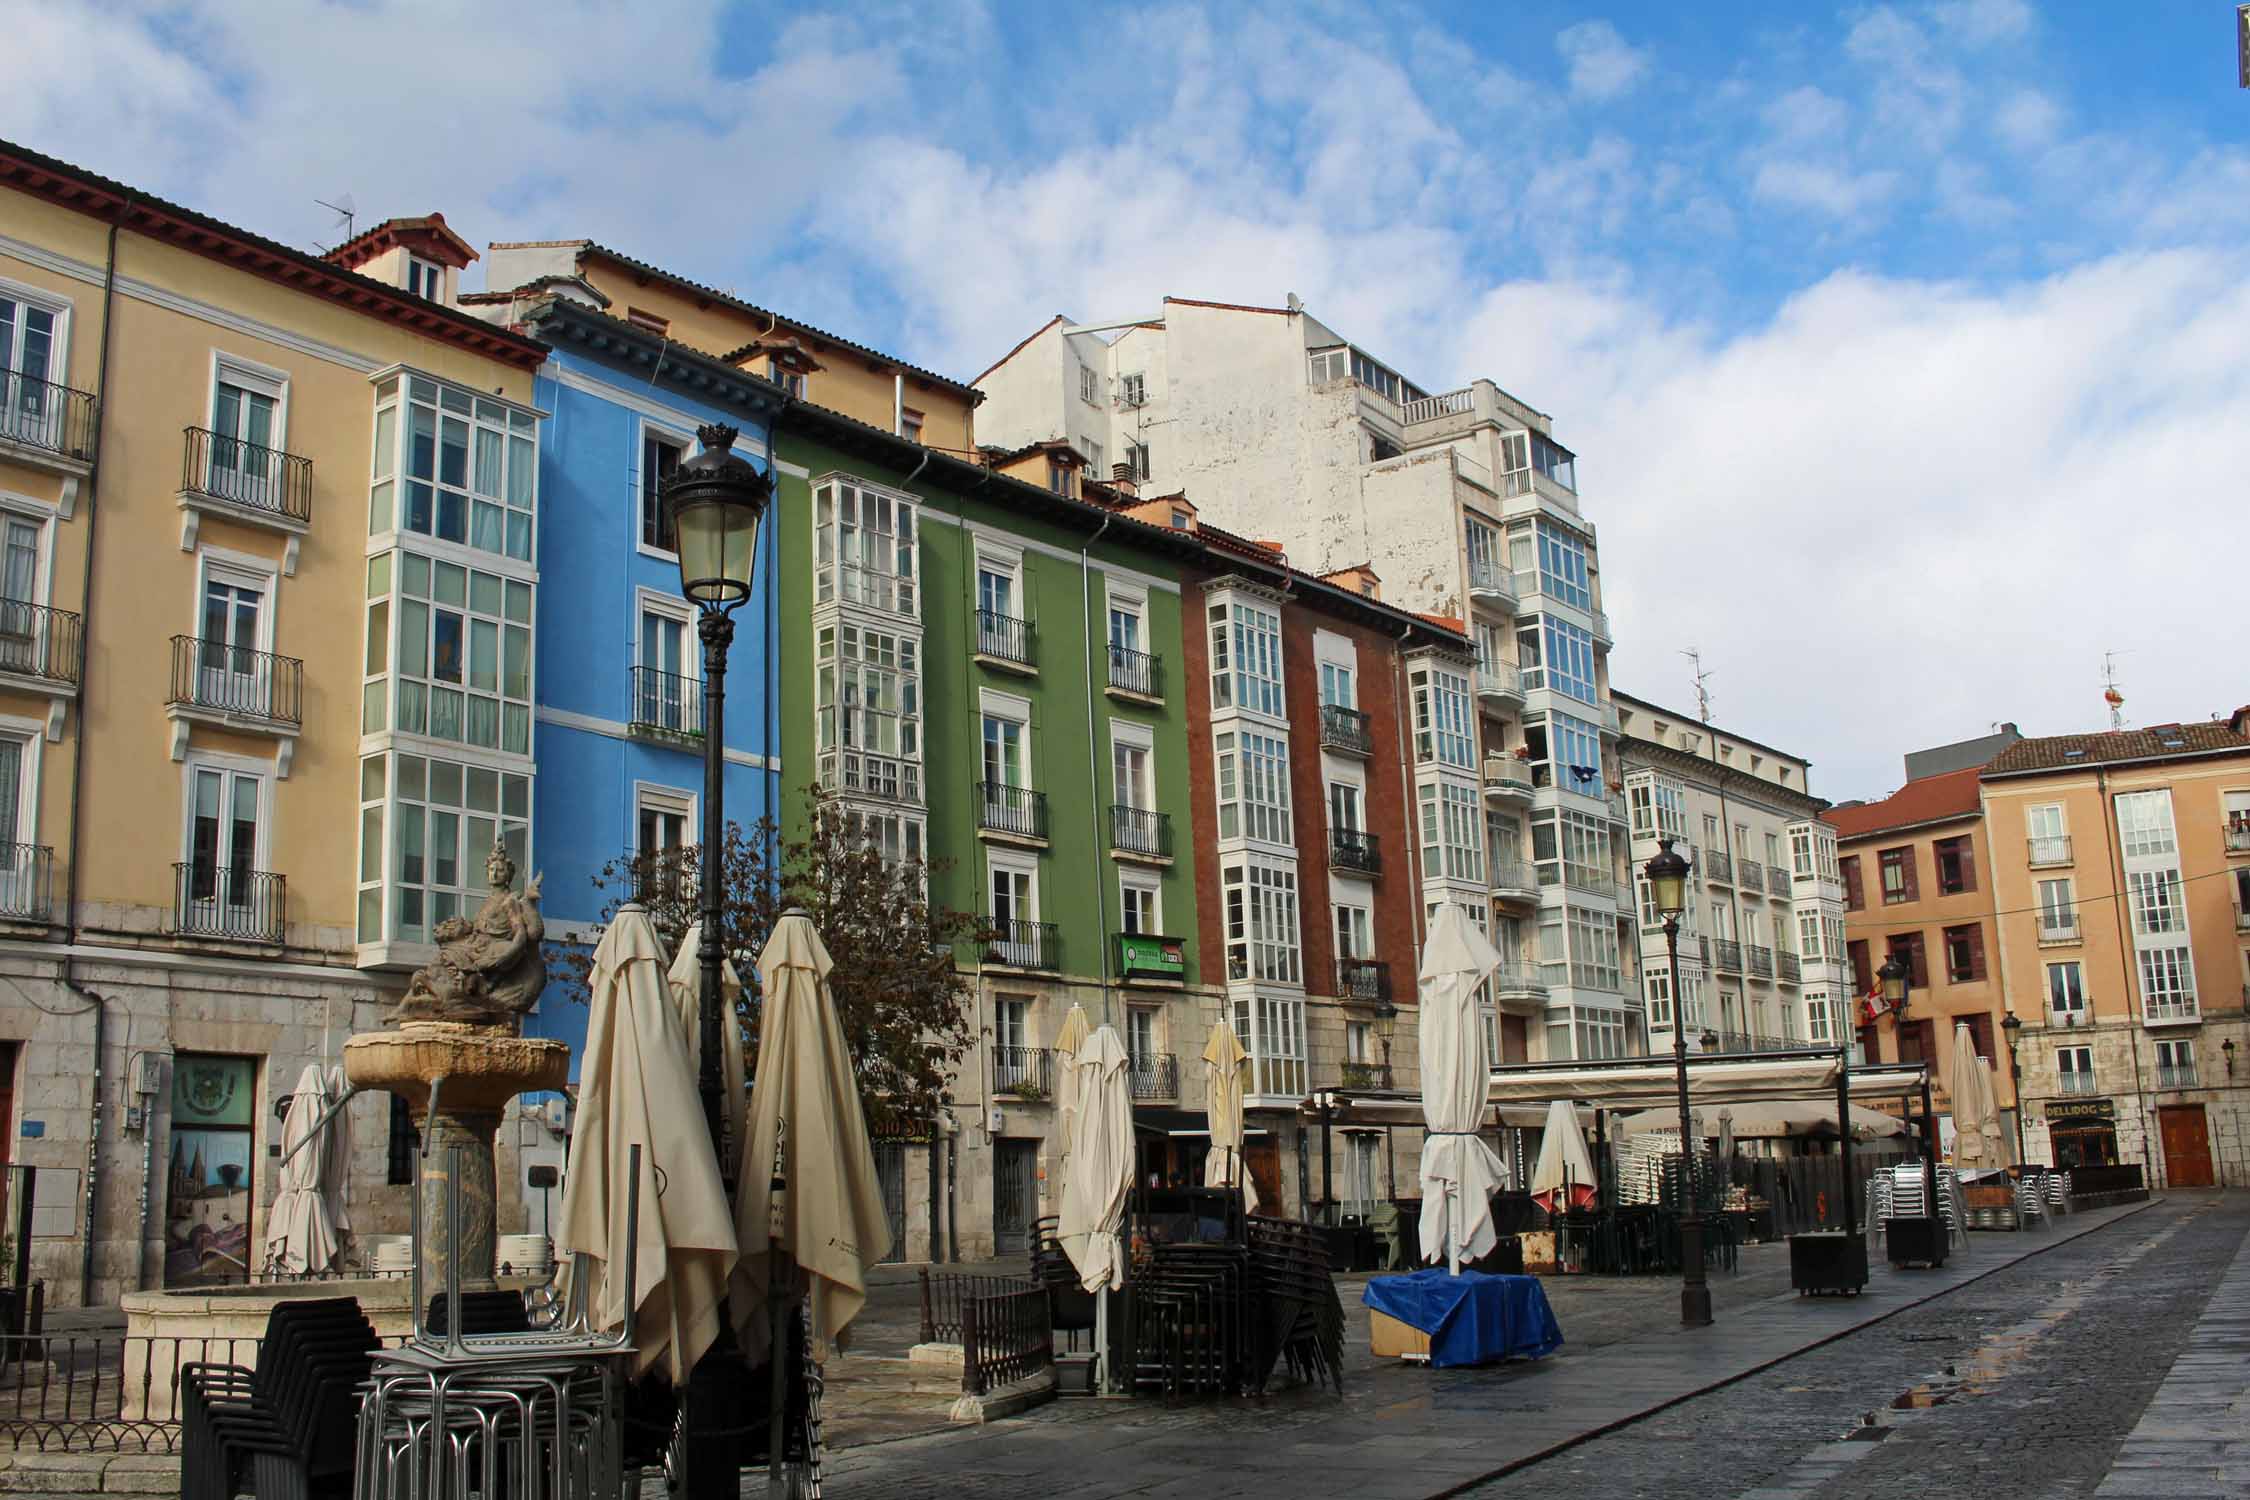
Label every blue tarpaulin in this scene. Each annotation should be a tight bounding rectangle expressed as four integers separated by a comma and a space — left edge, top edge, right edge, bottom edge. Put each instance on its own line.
1362, 1269, 1565, 1369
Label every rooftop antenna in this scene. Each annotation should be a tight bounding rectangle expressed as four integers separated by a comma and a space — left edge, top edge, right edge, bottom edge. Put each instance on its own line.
313, 193, 355, 251
1681, 648, 1714, 725
2101, 651, 2126, 729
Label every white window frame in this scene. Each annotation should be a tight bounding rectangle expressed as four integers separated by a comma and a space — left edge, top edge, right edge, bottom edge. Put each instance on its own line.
405, 256, 444, 300
975, 540, 1024, 629
178, 748, 275, 874
208, 351, 291, 451
1333, 901, 1372, 960
2046, 960, 2087, 1021
0, 713, 45, 852
979, 687, 1033, 792
633, 586, 699, 681
635, 416, 692, 561
632, 781, 696, 858
193, 546, 280, 656
0, 276, 72, 384
1119, 870, 1162, 936
0, 494, 57, 607
2057, 1045, 2095, 1092
1104, 581, 1148, 656
1110, 719, 1154, 811
987, 846, 1040, 926
1078, 366, 1100, 406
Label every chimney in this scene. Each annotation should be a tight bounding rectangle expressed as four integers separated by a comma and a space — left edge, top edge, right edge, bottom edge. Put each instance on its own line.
1111, 461, 1136, 497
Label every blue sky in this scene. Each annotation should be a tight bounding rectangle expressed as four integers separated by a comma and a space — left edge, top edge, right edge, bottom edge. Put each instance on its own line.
5, 0, 2246, 799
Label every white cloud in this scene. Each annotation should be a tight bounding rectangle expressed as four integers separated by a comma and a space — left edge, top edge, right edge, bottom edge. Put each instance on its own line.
1932, 0, 2033, 47
1995, 88, 2063, 150
1762, 86, 1848, 142
1750, 160, 1902, 222
1555, 20, 1651, 103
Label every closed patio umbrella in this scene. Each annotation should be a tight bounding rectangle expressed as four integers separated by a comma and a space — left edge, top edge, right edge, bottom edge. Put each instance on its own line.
733, 910, 891, 1363
265, 1065, 344, 1276
668, 923, 749, 1183
1417, 904, 1508, 1273
556, 905, 738, 1381
1202, 1021, 1258, 1211
1058, 1026, 1133, 1292
1529, 1098, 1598, 1216
1053, 1003, 1092, 1179
1948, 1021, 2007, 1177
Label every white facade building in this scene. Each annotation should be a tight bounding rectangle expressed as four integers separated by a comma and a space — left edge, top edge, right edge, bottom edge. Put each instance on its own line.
1612, 694, 1852, 1058
979, 297, 1633, 1061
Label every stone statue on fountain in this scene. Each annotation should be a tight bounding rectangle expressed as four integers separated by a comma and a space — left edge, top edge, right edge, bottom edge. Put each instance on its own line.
392, 841, 547, 1029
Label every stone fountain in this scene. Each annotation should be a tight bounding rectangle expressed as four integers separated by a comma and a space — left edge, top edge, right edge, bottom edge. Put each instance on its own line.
345, 843, 569, 1295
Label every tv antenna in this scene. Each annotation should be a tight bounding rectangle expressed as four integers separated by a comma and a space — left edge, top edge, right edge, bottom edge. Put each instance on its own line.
314, 193, 356, 251
2101, 651, 2126, 729
1681, 648, 1714, 725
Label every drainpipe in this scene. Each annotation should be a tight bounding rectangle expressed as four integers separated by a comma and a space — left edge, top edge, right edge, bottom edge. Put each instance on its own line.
2096, 766, 2157, 1183
893, 373, 904, 437
1078, 515, 1113, 1025
60, 200, 128, 1304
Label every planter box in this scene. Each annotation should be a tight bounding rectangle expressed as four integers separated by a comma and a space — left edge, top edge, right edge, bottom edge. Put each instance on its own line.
1788, 1232, 1868, 1295
1884, 1215, 1948, 1269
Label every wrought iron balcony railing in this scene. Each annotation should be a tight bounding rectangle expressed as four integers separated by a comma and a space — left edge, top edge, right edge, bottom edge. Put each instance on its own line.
2038, 913, 2082, 944
1492, 962, 1547, 996
1337, 958, 1391, 1003
984, 918, 1058, 971
1704, 849, 1733, 884
1777, 951, 1801, 983
180, 426, 313, 523
2058, 1072, 2098, 1095
1107, 644, 1161, 698
630, 666, 703, 737
2156, 1064, 2198, 1090
1110, 804, 1171, 858
975, 609, 1036, 667
172, 863, 286, 944
1747, 944, 1774, 979
0, 600, 82, 685
1739, 860, 1766, 893
993, 1044, 1053, 1098
1338, 1060, 1392, 1089
1319, 702, 1374, 756
0, 372, 97, 463
167, 636, 304, 726
1129, 1052, 1178, 1100
2028, 835, 2073, 867
979, 782, 1048, 841
1711, 938, 1743, 973
0, 842, 53, 921
1489, 858, 1535, 894
1329, 827, 1381, 876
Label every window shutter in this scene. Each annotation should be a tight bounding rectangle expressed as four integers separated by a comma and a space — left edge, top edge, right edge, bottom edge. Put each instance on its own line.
1959, 839, 1977, 894
1967, 924, 1986, 981
1901, 850, 1920, 902
1842, 856, 1864, 910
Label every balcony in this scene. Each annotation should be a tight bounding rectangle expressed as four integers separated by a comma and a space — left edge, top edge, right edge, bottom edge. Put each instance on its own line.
1747, 944, 1774, 980
167, 637, 304, 772
0, 843, 53, 922
1129, 1052, 1179, 1100
1711, 938, 1743, 974
178, 427, 313, 569
2142, 997, 2200, 1027
1489, 859, 1537, 901
171, 863, 287, 945
1493, 962, 1548, 1000
1106, 644, 1162, 702
2058, 1072, 2098, 1096
0, 372, 97, 472
1337, 958, 1392, 1004
974, 609, 1036, 673
1329, 827, 1381, 877
2227, 819, 2250, 854
1739, 860, 1765, 893
1704, 849, 1733, 884
2048, 1006, 2088, 1029
2037, 913, 2082, 946
1338, 1060, 1392, 1090
1590, 610, 1613, 648
628, 666, 703, 740
2237, 905, 2250, 934
0, 600, 83, 730
1467, 559, 1518, 610
1319, 703, 1374, 757
2156, 1063, 2199, 1090
993, 1044, 1053, 1100
983, 919, 1058, 971
1482, 756, 1533, 804
1109, 804, 1172, 864
1476, 660, 1523, 707
1709, 1032, 1804, 1055
1606, 792, 1629, 828
978, 782, 1048, 844
1114, 931, 1187, 986
1596, 700, 1621, 736
815, 721, 922, 805
1777, 951, 1801, 984
2028, 835, 2073, 868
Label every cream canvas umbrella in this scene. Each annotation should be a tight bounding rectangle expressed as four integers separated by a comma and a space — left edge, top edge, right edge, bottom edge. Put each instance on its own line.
1058, 1025, 1133, 1292
556, 904, 738, 1381
1528, 1097, 1599, 1216
668, 923, 749, 1183
323, 1064, 353, 1254
1948, 1021, 2007, 1177
265, 1065, 343, 1275
734, 910, 891, 1363
1418, 904, 1509, 1272
1053, 1003, 1092, 1178
1202, 1021, 1258, 1211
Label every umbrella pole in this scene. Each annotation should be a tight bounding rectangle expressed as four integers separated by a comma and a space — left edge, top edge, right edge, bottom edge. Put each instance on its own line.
767, 1243, 792, 1498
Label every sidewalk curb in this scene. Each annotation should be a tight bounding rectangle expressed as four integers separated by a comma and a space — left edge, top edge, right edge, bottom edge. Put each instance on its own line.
1424, 1196, 2164, 1500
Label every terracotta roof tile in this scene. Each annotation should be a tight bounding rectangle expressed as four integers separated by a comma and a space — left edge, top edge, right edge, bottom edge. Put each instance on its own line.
1982, 721, 2250, 776
1825, 766, 1984, 841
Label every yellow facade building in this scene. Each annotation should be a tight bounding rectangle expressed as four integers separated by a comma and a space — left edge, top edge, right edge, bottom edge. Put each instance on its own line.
0, 139, 547, 1301
1980, 717, 2250, 1188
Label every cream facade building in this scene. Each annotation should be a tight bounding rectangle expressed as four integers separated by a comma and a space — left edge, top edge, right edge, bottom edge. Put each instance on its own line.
977, 298, 1633, 1061
0, 141, 548, 1302
1980, 716, 2250, 1188
1612, 695, 1850, 1056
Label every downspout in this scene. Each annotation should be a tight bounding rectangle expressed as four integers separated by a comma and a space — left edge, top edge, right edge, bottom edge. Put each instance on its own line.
2096, 766, 2157, 1182
64, 202, 127, 1304
1079, 515, 1113, 1024
893, 373, 904, 437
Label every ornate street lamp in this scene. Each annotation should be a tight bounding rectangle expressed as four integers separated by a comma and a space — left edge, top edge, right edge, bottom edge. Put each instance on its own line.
661, 422, 771, 1499
2001, 1012, 2026, 1163
1642, 837, 1710, 1327
1877, 954, 1910, 1017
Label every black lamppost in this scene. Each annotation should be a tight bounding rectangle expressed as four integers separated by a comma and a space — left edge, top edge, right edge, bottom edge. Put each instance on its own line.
661, 422, 771, 1499
2001, 1011, 2026, 1164
1643, 837, 1710, 1327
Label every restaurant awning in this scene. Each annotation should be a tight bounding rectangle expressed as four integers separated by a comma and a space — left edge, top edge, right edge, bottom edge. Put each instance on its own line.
1133, 1107, 1270, 1138
1307, 1051, 1929, 1125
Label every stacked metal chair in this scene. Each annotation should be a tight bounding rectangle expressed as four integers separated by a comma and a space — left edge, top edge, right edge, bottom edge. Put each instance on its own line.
2046, 1172, 2070, 1214
2015, 1174, 2048, 1229
1242, 1217, 1345, 1396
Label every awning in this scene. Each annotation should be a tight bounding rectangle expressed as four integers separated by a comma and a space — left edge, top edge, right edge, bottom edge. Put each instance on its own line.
1133, 1106, 1270, 1138
1308, 1053, 1928, 1123
1304, 1094, 1588, 1131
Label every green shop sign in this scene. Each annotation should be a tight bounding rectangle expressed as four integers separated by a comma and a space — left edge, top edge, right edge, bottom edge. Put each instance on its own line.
1119, 934, 1185, 978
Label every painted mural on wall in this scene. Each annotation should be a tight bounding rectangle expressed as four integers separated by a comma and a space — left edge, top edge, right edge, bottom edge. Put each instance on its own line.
165, 1053, 256, 1286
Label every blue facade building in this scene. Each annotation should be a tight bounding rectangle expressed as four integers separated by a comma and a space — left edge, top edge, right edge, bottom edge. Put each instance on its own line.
512, 296, 785, 1073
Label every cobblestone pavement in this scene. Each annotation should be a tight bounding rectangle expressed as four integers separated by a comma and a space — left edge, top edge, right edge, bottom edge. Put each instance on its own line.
1462, 1192, 2249, 1500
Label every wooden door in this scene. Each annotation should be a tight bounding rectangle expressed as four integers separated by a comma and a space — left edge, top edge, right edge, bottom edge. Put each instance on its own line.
2158, 1105, 2214, 1188
872, 1143, 907, 1263
993, 1140, 1039, 1254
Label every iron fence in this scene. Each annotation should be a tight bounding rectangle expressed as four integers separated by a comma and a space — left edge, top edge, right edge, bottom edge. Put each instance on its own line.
960, 1283, 1053, 1396
917, 1271, 1031, 1346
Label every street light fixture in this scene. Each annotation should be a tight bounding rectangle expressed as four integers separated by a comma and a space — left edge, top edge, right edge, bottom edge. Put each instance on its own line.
662, 422, 772, 1499
1642, 837, 1711, 1327
2000, 1012, 2026, 1164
